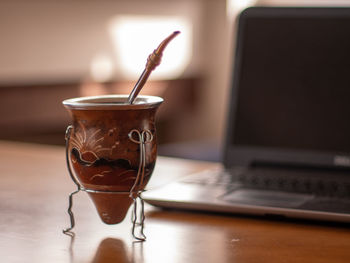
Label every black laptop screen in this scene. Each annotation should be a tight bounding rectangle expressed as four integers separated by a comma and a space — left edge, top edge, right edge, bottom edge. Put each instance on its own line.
232, 9, 350, 155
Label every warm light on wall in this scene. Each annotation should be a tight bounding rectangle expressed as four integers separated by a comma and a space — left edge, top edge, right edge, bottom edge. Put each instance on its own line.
89, 52, 115, 82
108, 15, 192, 80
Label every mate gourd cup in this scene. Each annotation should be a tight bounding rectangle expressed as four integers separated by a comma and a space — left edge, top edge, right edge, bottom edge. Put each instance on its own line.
63, 94, 163, 224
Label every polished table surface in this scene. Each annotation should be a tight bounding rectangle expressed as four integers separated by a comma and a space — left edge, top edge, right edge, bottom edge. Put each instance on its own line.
0, 141, 349, 263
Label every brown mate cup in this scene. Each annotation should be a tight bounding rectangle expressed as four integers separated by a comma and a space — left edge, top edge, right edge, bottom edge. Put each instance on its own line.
63, 95, 163, 224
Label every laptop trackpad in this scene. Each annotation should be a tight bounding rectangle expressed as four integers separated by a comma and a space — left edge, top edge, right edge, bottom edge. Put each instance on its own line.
221, 189, 313, 208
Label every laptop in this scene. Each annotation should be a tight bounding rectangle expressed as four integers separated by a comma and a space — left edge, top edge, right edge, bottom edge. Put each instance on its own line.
142, 7, 350, 222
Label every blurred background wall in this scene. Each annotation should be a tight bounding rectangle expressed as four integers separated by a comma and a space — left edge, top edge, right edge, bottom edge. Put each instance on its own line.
0, 0, 346, 161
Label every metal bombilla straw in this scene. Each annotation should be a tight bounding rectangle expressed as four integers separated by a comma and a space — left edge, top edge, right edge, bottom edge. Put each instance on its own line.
125, 31, 180, 239
127, 31, 180, 104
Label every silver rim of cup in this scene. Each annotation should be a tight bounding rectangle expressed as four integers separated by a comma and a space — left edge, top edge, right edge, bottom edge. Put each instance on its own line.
62, 94, 163, 110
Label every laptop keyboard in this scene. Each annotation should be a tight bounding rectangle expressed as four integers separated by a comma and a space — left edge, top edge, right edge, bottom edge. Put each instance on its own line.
180, 167, 350, 199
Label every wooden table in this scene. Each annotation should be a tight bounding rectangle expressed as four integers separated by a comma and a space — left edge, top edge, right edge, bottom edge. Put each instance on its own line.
0, 141, 349, 262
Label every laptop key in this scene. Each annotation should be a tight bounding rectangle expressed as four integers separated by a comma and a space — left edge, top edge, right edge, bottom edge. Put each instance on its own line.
180, 169, 242, 188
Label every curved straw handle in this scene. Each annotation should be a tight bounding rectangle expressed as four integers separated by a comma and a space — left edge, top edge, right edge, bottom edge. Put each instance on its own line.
127, 31, 180, 104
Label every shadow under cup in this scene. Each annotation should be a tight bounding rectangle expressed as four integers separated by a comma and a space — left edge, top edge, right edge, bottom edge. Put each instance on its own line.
63, 95, 163, 224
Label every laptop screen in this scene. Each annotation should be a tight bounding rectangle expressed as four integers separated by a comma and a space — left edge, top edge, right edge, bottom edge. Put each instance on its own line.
225, 7, 350, 167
